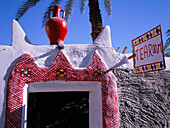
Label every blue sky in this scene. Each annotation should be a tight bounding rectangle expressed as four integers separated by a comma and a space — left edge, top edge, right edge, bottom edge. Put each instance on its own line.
0, 0, 170, 53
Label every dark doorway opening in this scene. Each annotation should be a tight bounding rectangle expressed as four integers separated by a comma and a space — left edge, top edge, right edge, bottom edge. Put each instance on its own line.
27, 92, 89, 128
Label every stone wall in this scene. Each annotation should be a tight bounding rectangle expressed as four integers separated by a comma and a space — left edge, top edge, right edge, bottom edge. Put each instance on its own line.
113, 69, 170, 128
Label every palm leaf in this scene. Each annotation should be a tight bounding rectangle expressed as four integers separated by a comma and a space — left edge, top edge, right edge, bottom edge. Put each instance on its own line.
15, 0, 41, 20
166, 29, 170, 36
163, 40, 170, 51
79, 0, 86, 14
103, 0, 112, 16
64, 0, 76, 21
42, 0, 63, 27
166, 48, 170, 51
164, 52, 170, 57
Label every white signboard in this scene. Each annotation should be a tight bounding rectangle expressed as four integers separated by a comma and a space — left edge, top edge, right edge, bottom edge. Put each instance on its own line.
132, 25, 166, 74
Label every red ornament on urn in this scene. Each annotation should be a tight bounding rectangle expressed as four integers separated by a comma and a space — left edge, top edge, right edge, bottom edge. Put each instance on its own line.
45, 5, 68, 49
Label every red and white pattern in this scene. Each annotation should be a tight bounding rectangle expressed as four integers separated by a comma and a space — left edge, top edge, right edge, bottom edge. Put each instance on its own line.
5, 51, 119, 128
132, 25, 166, 74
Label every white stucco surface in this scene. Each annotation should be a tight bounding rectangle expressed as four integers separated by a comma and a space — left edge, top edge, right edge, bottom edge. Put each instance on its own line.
0, 20, 128, 127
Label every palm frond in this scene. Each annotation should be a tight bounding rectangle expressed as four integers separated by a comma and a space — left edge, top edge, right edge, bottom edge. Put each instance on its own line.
15, 0, 41, 20
163, 40, 170, 51
164, 52, 170, 57
64, 0, 76, 21
79, 0, 86, 14
42, 0, 63, 27
166, 29, 170, 36
166, 48, 170, 52
104, 0, 112, 16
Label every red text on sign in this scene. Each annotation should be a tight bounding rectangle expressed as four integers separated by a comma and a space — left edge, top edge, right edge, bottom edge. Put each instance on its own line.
135, 42, 163, 61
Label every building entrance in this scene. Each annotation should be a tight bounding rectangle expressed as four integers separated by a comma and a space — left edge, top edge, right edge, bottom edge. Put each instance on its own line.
27, 92, 89, 128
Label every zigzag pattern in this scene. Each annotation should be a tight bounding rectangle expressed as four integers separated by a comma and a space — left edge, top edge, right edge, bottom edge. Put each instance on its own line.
5, 51, 119, 128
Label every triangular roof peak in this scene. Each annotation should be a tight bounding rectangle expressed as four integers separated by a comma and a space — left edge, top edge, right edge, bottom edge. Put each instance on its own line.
93, 25, 112, 46
11, 19, 31, 47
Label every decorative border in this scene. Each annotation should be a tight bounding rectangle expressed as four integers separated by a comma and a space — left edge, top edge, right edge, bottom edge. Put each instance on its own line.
5, 51, 119, 128
132, 25, 161, 47
132, 25, 166, 74
133, 61, 165, 74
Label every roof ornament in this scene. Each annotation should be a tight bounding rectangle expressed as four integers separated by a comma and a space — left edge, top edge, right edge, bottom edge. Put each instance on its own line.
45, 5, 68, 50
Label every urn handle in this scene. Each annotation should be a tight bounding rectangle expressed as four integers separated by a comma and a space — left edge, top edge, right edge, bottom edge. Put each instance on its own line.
48, 8, 65, 19
48, 9, 53, 19
60, 9, 65, 19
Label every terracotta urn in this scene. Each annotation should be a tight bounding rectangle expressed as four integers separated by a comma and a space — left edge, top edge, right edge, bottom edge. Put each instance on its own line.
45, 5, 68, 49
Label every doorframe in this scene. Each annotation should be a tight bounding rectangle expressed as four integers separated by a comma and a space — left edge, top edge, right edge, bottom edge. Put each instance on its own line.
5, 51, 118, 128
22, 81, 102, 128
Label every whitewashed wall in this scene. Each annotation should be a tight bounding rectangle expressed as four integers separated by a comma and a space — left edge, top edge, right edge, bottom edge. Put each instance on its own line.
1, 20, 169, 128
0, 20, 127, 128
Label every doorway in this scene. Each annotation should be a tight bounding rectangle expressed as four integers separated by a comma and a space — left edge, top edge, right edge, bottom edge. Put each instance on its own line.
27, 92, 89, 128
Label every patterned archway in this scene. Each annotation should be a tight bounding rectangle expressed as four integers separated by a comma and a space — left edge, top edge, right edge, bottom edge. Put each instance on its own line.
5, 51, 118, 128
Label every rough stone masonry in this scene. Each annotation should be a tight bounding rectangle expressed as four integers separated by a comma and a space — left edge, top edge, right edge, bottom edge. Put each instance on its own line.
114, 69, 170, 128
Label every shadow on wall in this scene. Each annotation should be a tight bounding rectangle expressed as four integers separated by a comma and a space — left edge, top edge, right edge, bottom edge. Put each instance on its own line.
34, 47, 59, 67
4, 106, 25, 128
24, 35, 31, 44
0, 56, 21, 128
1, 48, 60, 127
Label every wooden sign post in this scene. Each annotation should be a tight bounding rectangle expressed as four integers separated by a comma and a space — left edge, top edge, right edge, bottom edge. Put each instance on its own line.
132, 25, 166, 74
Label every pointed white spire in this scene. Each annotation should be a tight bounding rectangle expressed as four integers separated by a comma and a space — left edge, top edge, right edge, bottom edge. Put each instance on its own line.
93, 25, 112, 46
11, 19, 31, 47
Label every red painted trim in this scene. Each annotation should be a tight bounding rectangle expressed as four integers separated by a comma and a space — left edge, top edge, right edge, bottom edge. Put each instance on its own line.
159, 25, 166, 69
134, 61, 164, 68
134, 68, 165, 74
4, 51, 119, 128
132, 25, 161, 45
132, 25, 166, 74
133, 34, 160, 47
